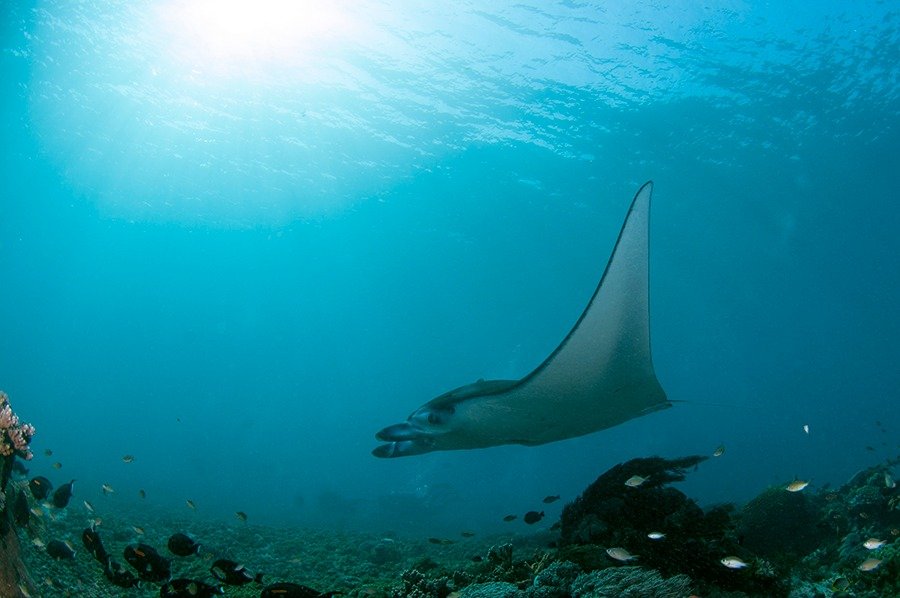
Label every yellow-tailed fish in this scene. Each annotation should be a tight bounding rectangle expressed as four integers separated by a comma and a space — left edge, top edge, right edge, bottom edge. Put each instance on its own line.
785, 480, 809, 492
606, 547, 637, 562
859, 557, 882, 571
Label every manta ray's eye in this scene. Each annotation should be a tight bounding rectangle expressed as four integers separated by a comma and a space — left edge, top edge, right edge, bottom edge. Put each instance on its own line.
425, 407, 454, 426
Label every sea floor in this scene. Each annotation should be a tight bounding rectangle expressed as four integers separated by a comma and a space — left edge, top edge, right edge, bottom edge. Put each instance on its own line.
12, 454, 900, 598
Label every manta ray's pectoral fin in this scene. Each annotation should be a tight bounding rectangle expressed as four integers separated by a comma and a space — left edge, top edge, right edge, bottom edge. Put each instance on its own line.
373, 181, 667, 458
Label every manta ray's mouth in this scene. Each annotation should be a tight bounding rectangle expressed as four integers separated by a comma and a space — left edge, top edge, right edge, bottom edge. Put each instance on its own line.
375, 422, 432, 442
371, 438, 435, 458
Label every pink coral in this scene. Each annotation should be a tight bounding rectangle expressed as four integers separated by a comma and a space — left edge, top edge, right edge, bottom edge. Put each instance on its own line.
0, 391, 34, 460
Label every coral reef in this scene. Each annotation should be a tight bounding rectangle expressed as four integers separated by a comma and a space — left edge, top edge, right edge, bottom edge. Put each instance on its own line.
569, 566, 692, 598
0, 390, 35, 598
529, 560, 581, 598
458, 581, 520, 598
393, 568, 451, 598
791, 459, 900, 596
559, 454, 788, 596
0, 391, 35, 460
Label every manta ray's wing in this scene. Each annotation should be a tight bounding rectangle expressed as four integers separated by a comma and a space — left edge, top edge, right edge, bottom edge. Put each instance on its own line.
372, 181, 668, 457
501, 180, 668, 444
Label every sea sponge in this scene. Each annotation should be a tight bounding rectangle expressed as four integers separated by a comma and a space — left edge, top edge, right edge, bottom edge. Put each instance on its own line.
737, 486, 824, 562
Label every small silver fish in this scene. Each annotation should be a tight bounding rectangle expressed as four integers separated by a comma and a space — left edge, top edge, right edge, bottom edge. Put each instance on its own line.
863, 538, 886, 550
721, 556, 748, 569
606, 547, 637, 562
803, 424, 809, 434
122, 455, 135, 464
624, 475, 649, 487
101, 484, 114, 495
83, 500, 94, 513
713, 444, 726, 457
886, 472, 896, 489
647, 532, 666, 540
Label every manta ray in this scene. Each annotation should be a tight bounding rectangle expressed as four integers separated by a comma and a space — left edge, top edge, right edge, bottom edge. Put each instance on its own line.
373, 181, 669, 458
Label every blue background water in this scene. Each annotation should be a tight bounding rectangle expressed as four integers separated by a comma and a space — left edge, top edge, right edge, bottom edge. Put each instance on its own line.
1, 1, 898, 535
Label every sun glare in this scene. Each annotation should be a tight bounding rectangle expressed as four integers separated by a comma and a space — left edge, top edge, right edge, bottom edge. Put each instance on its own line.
159, 0, 354, 73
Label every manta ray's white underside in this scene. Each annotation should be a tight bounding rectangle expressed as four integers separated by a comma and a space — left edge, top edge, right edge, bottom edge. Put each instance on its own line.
373, 181, 669, 458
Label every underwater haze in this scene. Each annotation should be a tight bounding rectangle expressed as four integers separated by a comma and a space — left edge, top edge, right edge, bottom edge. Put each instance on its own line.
1, 0, 899, 541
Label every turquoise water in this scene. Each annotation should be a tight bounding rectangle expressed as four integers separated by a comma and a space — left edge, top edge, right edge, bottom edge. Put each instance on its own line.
1, 0, 898, 538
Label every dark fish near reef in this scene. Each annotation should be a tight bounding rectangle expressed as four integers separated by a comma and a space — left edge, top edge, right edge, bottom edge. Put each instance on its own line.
124, 543, 172, 582
52, 479, 75, 508
161, 578, 224, 598
46, 540, 76, 560
12, 459, 29, 476
29, 476, 52, 500
210, 559, 263, 586
261, 582, 341, 598
13, 489, 30, 527
523, 511, 544, 524
502, 514, 517, 522
542, 495, 560, 504
82, 527, 109, 565
103, 560, 140, 588
428, 537, 455, 545
167, 532, 201, 557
